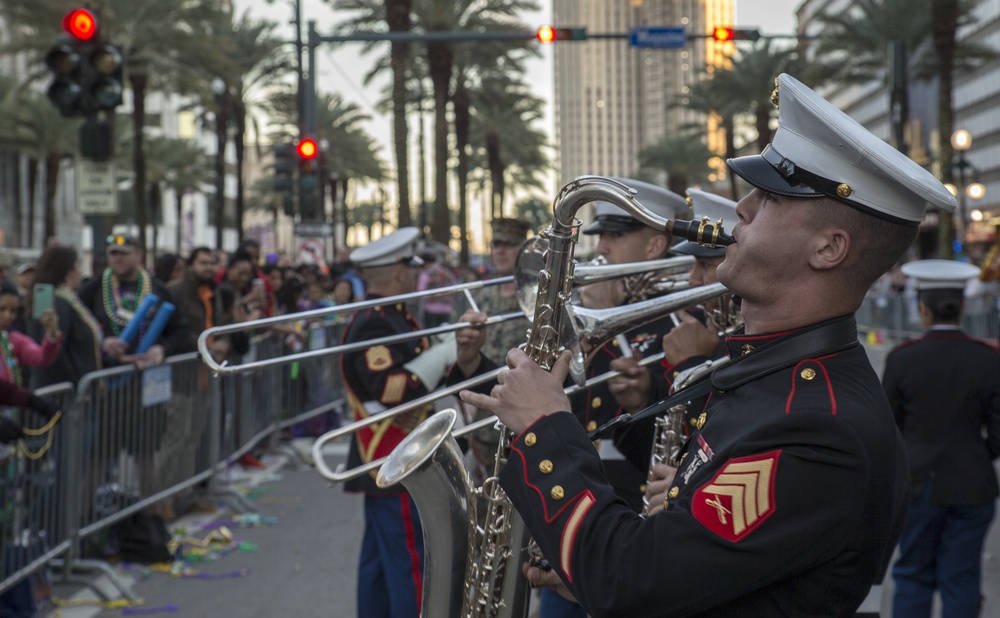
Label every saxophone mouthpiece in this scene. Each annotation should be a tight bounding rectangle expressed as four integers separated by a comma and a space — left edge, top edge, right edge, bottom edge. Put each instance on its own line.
668, 218, 734, 247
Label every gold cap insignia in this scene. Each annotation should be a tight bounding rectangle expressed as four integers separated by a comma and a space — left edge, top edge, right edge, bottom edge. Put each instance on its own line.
539, 460, 554, 474
800, 367, 817, 380
551, 485, 565, 500
836, 183, 852, 198
523, 432, 537, 446
770, 76, 780, 109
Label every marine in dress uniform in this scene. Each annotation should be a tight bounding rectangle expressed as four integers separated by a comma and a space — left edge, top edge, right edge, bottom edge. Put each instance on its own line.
611, 189, 737, 481
449, 217, 531, 476
463, 73, 957, 616
884, 260, 1000, 618
573, 179, 687, 513
341, 228, 457, 618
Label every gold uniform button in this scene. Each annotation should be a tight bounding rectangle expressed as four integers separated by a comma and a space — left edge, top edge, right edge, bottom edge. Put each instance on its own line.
800, 367, 817, 380
586, 421, 597, 432
551, 486, 565, 500
539, 460, 554, 474
836, 183, 853, 198
639, 483, 647, 493
592, 397, 602, 408
523, 433, 537, 446
668, 487, 679, 498
695, 412, 707, 430
415, 347, 422, 353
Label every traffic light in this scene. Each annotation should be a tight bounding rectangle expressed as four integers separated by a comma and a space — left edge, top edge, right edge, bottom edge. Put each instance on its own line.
536, 26, 587, 43
297, 138, 322, 221
273, 142, 295, 216
45, 8, 124, 117
711, 27, 761, 42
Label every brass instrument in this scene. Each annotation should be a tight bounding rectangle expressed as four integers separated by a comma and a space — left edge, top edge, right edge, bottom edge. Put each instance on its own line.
374, 176, 733, 618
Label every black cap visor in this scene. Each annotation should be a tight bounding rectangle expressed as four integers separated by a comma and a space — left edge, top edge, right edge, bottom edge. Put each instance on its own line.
582, 215, 646, 235
727, 149, 824, 199
672, 240, 727, 258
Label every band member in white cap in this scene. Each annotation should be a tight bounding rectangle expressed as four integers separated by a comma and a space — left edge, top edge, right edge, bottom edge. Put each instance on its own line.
883, 259, 1000, 618
342, 227, 457, 618
462, 73, 956, 615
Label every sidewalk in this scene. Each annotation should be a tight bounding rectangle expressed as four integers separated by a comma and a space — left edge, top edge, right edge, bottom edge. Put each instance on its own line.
41, 438, 358, 618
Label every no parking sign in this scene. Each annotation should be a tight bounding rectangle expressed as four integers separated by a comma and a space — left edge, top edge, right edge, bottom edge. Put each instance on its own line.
296, 237, 325, 264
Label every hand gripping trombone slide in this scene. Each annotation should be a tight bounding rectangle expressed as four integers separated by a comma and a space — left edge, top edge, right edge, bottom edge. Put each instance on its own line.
373, 176, 734, 618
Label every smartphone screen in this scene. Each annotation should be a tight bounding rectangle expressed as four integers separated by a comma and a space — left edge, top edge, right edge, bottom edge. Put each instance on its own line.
32, 283, 54, 319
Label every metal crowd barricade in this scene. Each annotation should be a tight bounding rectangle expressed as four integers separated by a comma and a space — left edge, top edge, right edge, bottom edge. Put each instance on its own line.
0, 383, 75, 597
856, 291, 1000, 347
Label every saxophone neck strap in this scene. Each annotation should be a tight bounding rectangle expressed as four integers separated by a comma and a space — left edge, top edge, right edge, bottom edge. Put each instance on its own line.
589, 314, 860, 440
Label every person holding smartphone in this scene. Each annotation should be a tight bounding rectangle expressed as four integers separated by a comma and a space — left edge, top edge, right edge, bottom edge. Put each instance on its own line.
0, 280, 62, 388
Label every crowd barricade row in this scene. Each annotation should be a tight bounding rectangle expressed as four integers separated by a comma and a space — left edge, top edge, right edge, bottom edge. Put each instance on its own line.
0, 319, 349, 598
858, 291, 1000, 347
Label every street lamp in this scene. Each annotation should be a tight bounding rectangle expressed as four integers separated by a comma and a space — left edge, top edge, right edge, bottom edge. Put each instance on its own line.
944, 129, 986, 255
211, 77, 229, 250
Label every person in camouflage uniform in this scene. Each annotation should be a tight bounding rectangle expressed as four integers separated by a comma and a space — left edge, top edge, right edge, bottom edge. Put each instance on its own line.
449, 217, 531, 477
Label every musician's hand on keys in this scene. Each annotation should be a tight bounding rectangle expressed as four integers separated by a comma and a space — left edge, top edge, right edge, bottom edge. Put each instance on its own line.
460, 348, 572, 435
455, 310, 487, 376
661, 311, 719, 366
523, 562, 577, 602
645, 462, 678, 516
609, 355, 651, 413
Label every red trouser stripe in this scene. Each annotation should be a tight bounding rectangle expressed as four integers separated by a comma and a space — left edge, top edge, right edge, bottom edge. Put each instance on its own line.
400, 495, 423, 610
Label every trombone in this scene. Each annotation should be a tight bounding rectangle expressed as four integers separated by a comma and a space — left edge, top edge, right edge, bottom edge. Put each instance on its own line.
196, 250, 695, 375
312, 350, 672, 484
312, 279, 731, 483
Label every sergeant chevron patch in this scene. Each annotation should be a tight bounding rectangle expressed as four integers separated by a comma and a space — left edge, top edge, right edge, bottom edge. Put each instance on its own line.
365, 345, 392, 371
691, 450, 780, 542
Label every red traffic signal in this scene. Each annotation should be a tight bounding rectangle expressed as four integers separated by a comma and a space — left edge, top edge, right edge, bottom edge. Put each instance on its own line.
536, 26, 587, 43
711, 27, 760, 42
63, 9, 97, 41
296, 138, 318, 160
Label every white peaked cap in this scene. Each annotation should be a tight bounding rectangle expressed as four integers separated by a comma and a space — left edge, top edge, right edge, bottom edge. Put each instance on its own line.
901, 259, 980, 291
350, 227, 423, 268
727, 73, 956, 226
583, 177, 687, 234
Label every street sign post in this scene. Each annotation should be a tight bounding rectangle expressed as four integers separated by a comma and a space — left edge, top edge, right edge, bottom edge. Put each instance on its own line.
629, 26, 686, 48
294, 221, 334, 237
295, 237, 326, 265
75, 158, 118, 215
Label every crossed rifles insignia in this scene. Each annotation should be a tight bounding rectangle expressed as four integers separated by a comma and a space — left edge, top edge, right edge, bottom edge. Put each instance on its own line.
691, 450, 780, 542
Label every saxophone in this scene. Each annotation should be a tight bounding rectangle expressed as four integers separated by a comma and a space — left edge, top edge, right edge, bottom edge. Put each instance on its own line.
377, 176, 733, 618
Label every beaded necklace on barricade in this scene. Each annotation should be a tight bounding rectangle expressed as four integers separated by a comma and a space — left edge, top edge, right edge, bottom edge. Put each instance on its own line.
0, 332, 23, 386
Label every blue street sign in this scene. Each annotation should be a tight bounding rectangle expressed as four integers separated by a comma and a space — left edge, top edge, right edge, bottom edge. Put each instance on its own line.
630, 26, 686, 48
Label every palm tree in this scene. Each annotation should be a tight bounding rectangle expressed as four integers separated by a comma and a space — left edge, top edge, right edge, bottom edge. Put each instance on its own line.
142, 136, 214, 253
1, 0, 233, 255
726, 41, 800, 152
811, 0, 930, 153
203, 10, 294, 245
469, 73, 550, 218
0, 86, 80, 245
678, 70, 744, 198
412, 0, 538, 244
333, 0, 415, 229
638, 135, 715, 197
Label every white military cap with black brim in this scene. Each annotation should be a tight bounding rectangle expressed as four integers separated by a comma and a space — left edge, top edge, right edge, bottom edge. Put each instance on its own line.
673, 188, 737, 258
582, 177, 687, 235
901, 259, 980, 291
350, 226, 424, 268
727, 73, 956, 226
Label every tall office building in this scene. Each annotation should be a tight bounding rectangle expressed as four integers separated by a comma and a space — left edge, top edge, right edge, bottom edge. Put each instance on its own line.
552, 0, 734, 184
